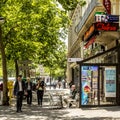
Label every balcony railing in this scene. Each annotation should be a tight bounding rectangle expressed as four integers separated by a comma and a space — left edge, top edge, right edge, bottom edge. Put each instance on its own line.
75, 0, 102, 34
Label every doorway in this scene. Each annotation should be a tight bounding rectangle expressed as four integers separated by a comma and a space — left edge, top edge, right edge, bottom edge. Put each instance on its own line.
80, 65, 117, 106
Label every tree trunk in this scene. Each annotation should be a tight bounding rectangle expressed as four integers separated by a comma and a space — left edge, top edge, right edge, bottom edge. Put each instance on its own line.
15, 59, 19, 79
0, 26, 9, 105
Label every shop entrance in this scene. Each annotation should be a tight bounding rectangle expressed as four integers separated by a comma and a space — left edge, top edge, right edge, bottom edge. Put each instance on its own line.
80, 65, 117, 106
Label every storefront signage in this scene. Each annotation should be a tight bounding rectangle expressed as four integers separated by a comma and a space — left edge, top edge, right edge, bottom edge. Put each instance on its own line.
94, 22, 119, 31
103, 0, 111, 14
68, 58, 82, 62
83, 24, 95, 41
106, 15, 119, 22
95, 12, 119, 22
95, 12, 106, 22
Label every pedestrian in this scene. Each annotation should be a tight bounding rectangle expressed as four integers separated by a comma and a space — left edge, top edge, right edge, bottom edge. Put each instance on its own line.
25, 77, 32, 105
13, 75, 26, 112
36, 78, 45, 106
62, 79, 66, 89
58, 80, 61, 89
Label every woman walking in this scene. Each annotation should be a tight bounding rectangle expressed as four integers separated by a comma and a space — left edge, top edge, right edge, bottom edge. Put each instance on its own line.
36, 78, 45, 106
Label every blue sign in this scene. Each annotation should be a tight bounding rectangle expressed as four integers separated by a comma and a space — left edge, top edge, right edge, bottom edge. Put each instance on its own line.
106, 15, 119, 22
95, 12, 119, 23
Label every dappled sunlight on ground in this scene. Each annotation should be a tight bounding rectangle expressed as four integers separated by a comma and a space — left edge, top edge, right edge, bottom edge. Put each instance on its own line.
0, 104, 120, 120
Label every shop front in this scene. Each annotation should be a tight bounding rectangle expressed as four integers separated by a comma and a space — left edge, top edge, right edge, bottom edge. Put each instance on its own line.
77, 45, 120, 107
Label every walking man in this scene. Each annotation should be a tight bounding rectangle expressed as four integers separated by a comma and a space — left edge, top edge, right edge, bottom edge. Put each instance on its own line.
13, 75, 25, 112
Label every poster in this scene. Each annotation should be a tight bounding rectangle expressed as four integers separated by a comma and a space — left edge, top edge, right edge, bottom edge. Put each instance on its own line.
105, 68, 116, 97
81, 66, 98, 105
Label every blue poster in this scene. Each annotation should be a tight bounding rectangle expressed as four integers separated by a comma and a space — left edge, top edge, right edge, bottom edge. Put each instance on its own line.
105, 68, 116, 97
81, 81, 89, 105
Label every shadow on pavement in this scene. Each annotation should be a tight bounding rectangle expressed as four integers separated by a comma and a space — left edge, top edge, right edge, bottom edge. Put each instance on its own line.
0, 105, 120, 120
72, 117, 120, 120
81, 106, 120, 112
0, 105, 70, 120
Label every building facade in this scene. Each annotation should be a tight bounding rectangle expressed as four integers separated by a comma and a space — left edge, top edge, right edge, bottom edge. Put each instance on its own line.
67, 0, 120, 107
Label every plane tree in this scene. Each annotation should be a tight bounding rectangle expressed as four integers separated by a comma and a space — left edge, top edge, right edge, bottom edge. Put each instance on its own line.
57, 0, 86, 10
0, 0, 69, 105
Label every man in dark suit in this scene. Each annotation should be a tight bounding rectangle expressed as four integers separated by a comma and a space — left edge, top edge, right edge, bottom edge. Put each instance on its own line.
25, 77, 32, 105
13, 75, 25, 112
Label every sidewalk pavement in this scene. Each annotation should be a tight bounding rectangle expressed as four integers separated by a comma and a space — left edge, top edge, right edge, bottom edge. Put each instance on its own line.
0, 88, 120, 120
0, 102, 120, 120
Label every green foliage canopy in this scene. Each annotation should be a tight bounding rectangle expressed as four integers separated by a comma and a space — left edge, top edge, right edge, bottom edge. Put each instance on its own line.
57, 0, 86, 10
0, 0, 69, 78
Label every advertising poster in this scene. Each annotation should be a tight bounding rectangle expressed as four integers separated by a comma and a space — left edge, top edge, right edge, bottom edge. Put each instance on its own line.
105, 68, 116, 97
81, 81, 90, 105
81, 66, 98, 105
81, 66, 90, 105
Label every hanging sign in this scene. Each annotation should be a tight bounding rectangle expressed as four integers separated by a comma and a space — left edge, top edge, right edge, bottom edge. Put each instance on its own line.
103, 0, 111, 14
68, 58, 82, 62
83, 24, 95, 41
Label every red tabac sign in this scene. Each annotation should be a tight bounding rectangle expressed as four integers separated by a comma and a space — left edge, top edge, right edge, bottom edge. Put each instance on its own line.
103, 0, 111, 14
83, 22, 118, 43
94, 22, 119, 31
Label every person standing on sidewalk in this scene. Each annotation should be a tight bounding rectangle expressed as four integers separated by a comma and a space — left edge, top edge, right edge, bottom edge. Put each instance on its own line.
25, 77, 33, 105
13, 75, 26, 112
58, 80, 61, 89
36, 78, 45, 106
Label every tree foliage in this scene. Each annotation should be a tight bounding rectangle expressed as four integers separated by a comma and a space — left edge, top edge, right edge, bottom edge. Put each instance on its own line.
0, 0, 69, 78
57, 0, 86, 10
